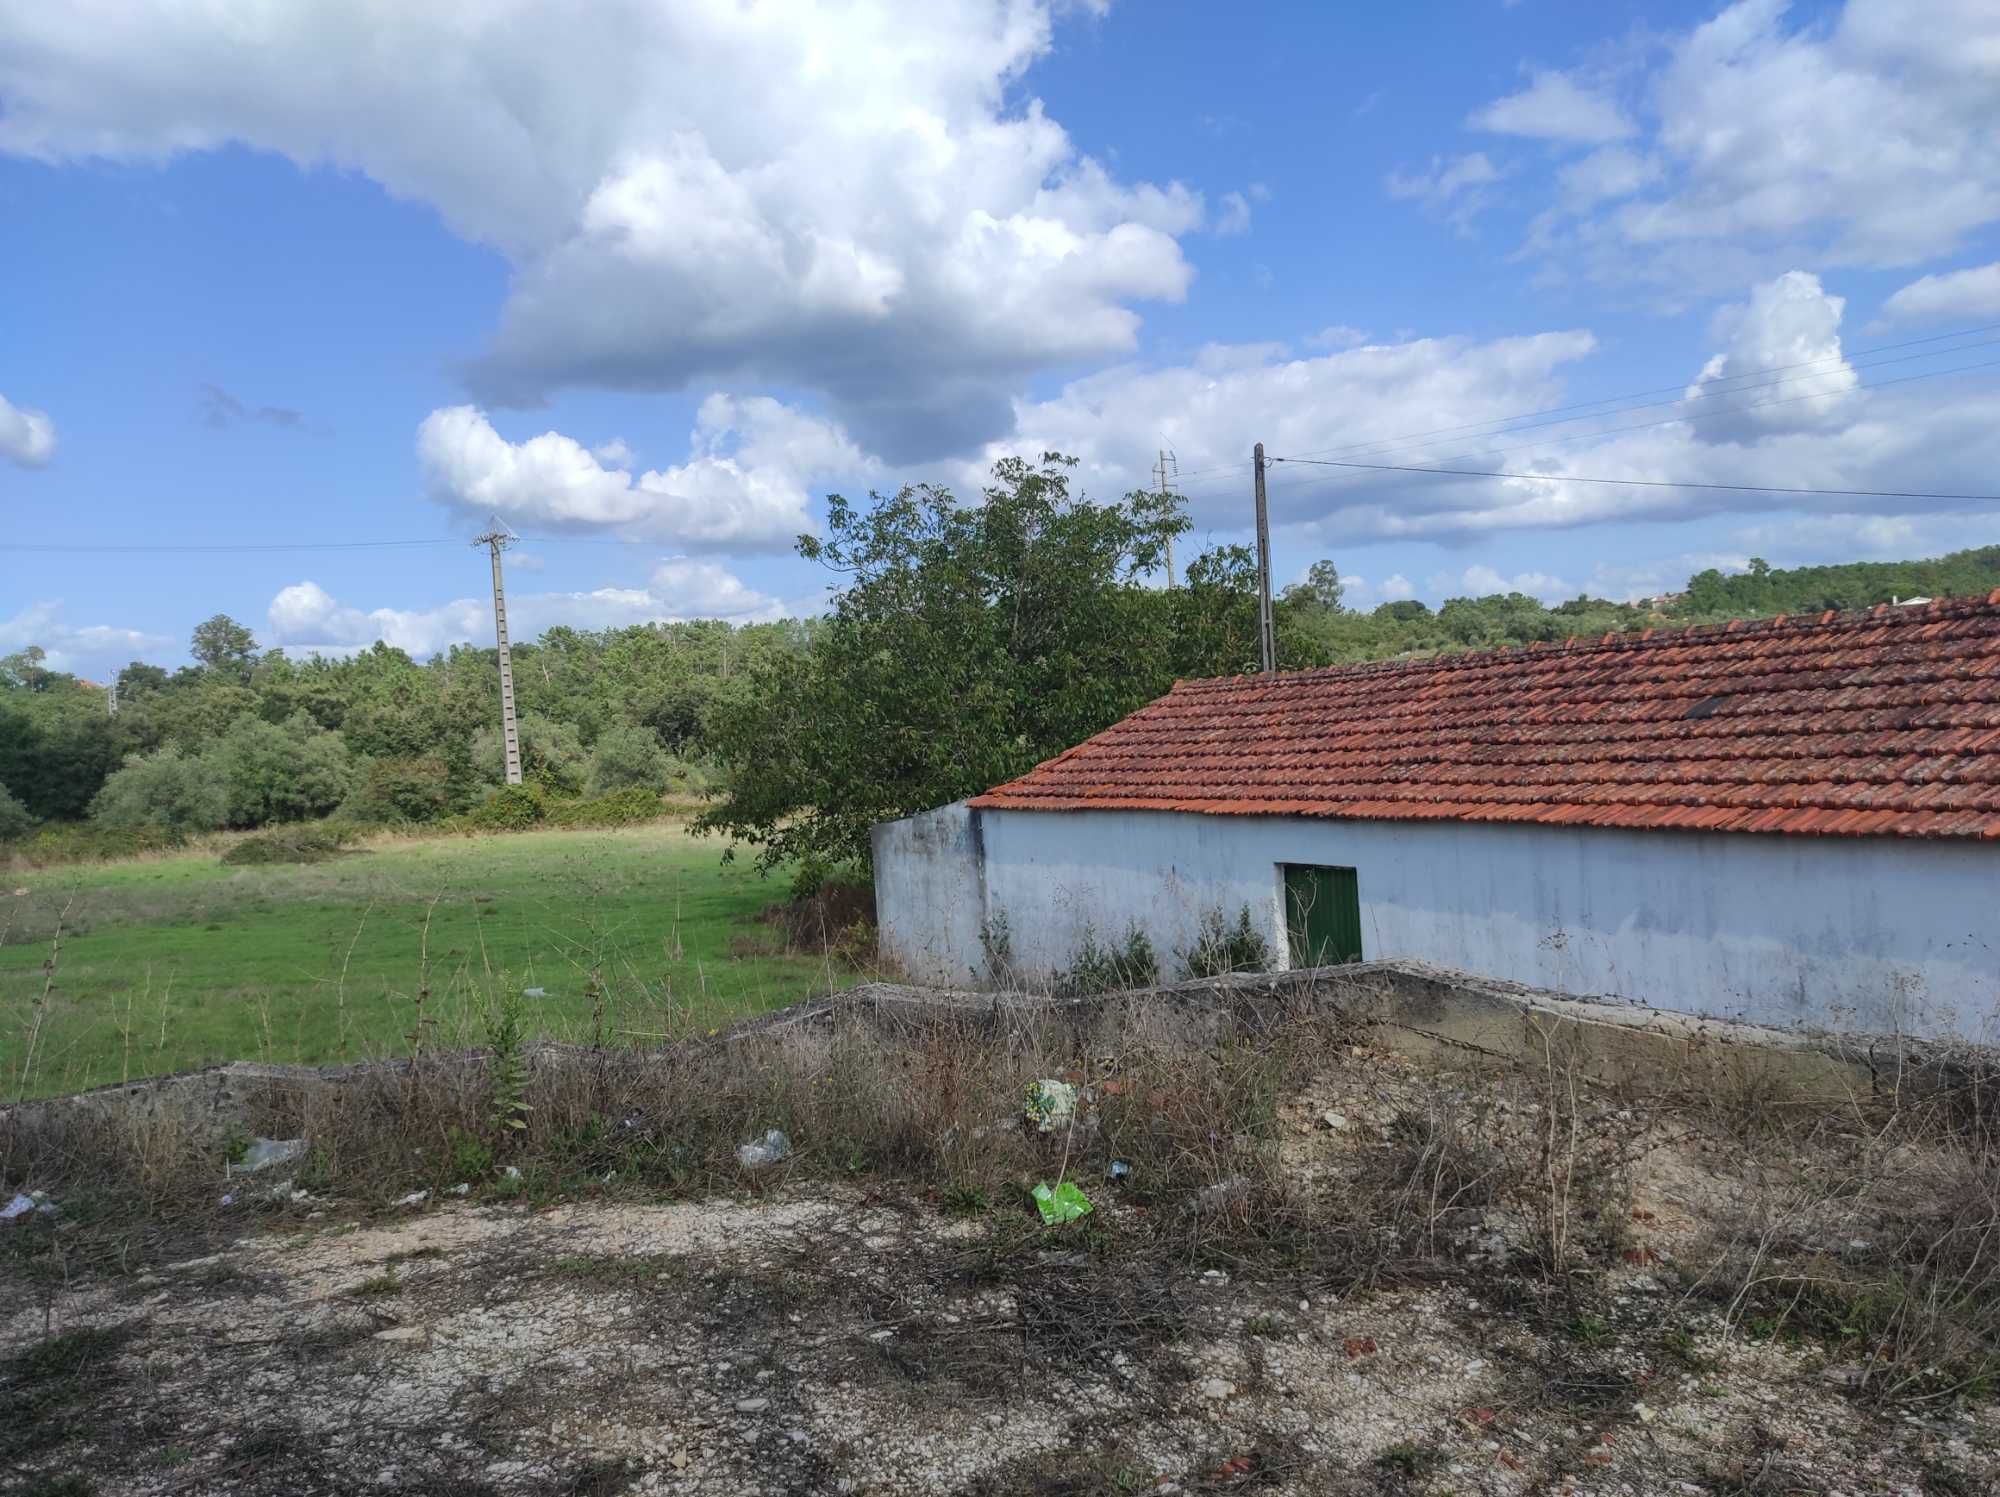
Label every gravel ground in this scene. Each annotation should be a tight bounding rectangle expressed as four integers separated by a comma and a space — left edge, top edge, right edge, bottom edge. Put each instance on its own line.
5, 1045, 1997, 1496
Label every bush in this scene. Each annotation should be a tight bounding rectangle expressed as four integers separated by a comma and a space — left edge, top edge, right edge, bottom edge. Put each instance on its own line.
0, 782, 32, 842
219, 823, 356, 866
89, 747, 228, 834
441, 785, 668, 835
1177, 906, 1275, 979
543, 786, 666, 829
585, 722, 674, 797
212, 713, 356, 827
472, 713, 587, 796
344, 755, 460, 824
1055, 922, 1160, 997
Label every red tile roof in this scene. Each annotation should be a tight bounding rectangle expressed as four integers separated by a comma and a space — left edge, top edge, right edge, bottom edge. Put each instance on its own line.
968, 590, 2000, 840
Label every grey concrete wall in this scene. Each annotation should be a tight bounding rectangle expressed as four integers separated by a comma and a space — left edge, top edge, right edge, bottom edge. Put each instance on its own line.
879, 805, 2000, 1044
871, 799, 989, 986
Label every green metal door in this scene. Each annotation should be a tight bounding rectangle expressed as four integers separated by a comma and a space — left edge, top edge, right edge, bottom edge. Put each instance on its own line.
1283, 865, 1363, 967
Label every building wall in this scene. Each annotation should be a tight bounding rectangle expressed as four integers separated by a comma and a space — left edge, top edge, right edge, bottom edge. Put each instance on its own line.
873, 804, 2000, 1042
871, 800, 989, 987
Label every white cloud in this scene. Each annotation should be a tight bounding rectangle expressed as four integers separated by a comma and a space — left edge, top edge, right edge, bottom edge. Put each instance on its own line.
0, 602, 168, 675
1683, 270, 1857, 445
0, 394, 56, 468
963, 279, 2000, 551
1474, 0, 2000, 291
1877, 261, 2000, 327
0, 2, 1208, 460
418, 394, 876, 549
266, 560, 783, 659
1450, 565, 1576, 602
1471, 72, 1633, 144
1307, 325, 1371, 350
1215, 191, 1253, 236
1385, 153, 1503, 231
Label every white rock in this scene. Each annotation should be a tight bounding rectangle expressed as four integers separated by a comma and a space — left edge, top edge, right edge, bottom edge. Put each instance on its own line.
734, 1397, 770, 1413
1199, 1377, 1235, 1401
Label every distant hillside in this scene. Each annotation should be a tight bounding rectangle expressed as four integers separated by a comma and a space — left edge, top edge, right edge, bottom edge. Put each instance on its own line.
1676, 545, 2000, 618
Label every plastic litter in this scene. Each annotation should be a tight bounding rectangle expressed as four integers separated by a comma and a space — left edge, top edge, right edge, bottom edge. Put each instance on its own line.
237, 1137, 307, 1173
219, 1191, 238, 1208
501, 1165, 522, 1180
736, 1130, 792, 1169
1023, 1079, 1078, 1133
2, 1192, 43, 1221
1032, 1180, 1093, 1225
1108, 1159, 1132, 1181
449, 1183, 471, 1196
395, 1189, 431, 1207
522, 987, 548, 998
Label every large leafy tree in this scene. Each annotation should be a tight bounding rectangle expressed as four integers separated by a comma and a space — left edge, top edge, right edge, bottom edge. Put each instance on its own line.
698, 454, 1242, 871
190, 614, 260, 680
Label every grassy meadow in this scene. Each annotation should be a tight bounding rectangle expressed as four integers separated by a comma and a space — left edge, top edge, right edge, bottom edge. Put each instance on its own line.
0, 823, 853, 1099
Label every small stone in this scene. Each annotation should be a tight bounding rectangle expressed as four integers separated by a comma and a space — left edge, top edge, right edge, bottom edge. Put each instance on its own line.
374, 1326, 426, 1344
1199, 1378, 1235, 1401
734, 1397, 770, 1414
1319, 1111, 1349, 1130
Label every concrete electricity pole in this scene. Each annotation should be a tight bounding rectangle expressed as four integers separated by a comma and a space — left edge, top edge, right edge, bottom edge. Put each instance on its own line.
473, 523, 524, 786
1154, 448, 1178, 589
1253, 442, 1276, 674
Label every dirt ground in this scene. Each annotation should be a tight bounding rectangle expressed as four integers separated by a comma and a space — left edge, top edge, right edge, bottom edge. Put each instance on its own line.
5, 1042, 1998, 1496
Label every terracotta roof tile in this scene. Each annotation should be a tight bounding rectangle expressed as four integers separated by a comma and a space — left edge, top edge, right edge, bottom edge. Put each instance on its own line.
967, 593, 2000, 840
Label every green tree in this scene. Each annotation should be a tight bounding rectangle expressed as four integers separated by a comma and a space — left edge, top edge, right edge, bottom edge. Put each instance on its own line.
0, 781, 32, 840
472, 712, 588, 795
586, 722, 674, 796
190, 614, 260, 680
1280, 559, 1345, 614
699, 454, 1226, 871
211, 713, 357, 826
90, 747, 229, 834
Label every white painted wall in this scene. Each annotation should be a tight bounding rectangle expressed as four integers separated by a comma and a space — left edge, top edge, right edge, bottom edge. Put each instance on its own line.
873, 805, 2000, 1043
871, 801, 988, 987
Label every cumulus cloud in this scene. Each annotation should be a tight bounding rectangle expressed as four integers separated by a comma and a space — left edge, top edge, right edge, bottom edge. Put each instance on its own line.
962, 279, 1999, 550
417, 394, 877, 549
266, 560, 784, 659
1470, 72, 1632, 144
0, 394, 57, 468
1877, 261, 2000, 327
0, 602, 168, 674
1682, 271, 1857, 445
1464, 0, 2000, 291
0, 2, 1208, 459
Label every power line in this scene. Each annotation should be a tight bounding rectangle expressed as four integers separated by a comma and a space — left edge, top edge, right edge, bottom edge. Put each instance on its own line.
1267, 455, 2000, 506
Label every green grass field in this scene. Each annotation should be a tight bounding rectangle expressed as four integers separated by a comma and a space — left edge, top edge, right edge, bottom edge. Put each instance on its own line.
0, 823, 851, 1099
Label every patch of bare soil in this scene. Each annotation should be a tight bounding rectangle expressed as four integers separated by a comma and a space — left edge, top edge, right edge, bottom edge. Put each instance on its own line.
5, 1042, 1998, 1495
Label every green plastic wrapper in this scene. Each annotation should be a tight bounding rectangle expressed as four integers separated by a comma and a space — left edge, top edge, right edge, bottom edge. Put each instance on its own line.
1032, 1179, 1093, 1225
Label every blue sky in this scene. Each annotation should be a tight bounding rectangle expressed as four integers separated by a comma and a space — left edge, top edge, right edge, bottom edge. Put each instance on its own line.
4, 0, 1999, 675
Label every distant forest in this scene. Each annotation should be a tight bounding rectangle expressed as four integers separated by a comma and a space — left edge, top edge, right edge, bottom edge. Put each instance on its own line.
5, 457, 1997, 866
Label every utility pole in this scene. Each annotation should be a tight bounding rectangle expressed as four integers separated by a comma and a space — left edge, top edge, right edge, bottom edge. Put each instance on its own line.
1154, 448, 1178, 589
1253, 442, 1276, 674
473, 522, 523, 786
106, 674, 118, 718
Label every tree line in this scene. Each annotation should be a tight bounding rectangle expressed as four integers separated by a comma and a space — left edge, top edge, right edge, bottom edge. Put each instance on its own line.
4, 454, 1996, 868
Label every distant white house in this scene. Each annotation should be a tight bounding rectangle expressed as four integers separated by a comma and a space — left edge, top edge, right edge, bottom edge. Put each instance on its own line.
874, 593, 2000, 1043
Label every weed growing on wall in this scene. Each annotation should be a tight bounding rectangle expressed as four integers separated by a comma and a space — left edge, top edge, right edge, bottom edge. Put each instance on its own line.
1054, 923, 1159, 997
1177, 906, 1274, 979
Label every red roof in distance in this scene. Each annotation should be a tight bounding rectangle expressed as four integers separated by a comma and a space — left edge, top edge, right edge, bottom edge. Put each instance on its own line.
968, 591, 2000, 840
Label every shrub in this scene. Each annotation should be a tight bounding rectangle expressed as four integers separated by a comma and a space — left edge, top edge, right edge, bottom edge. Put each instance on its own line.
219, 823, 356, 866
584, 722, 674, 797
451, 784, 549, 833
0, 782, 32, 842
8, 822, 186, 867
543, 786, 666, 829
1055, 922, 1159, 997
344, 754, 459, 824
472, 713, 587, 796
88, 747, 228, 834
212, 713, 356, 827
1177, 905, 1275, 979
